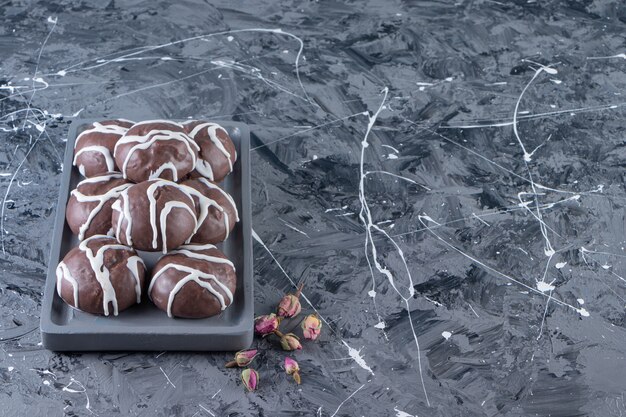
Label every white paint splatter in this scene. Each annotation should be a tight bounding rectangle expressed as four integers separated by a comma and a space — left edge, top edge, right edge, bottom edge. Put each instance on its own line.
555, 262, 567, 269
587, 53, 626, 60
199, 404, 216, 416
280, 220, 309, 237
342, 341, 374, 375
381, 144, 399, 153
394, 407, 417, 417
417, 216, 588, 317
62, 377, 94, 414
160, 366, 176, 388
330, 384, 366, 417
536, 281, 555, 293
442, 331, 452, 340
325, 205, 348, 213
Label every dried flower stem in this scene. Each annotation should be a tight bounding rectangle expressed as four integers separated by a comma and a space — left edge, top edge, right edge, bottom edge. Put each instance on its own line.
295, 282, 304, 298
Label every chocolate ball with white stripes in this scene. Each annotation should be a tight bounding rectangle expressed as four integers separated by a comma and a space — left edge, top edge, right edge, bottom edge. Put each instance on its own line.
183, 120, 237, 183
55, 235, 146, 316
111, 179, 197, 253
72, 119, 134, 177
181, 178, 239, 244
148, 244, 237, 319
114, 120, 199, 183
65, 173, 131, 241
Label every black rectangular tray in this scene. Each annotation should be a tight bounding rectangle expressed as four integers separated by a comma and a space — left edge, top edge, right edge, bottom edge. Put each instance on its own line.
40, 119, 253, 351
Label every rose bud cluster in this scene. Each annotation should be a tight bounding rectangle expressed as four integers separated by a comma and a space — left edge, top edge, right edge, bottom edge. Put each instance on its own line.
224, 349, 259, 391
231, 282, 324, 391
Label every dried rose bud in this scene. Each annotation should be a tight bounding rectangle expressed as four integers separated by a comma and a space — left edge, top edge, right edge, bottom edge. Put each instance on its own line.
284, 357, 301, 384
301, 314, 322, 340
280, 333, 302, 351
241, 368, 259, 392
277, 294, 301, 318
225, 349, 258, 368
277, 283, 304, 318
254, 314, 280, 336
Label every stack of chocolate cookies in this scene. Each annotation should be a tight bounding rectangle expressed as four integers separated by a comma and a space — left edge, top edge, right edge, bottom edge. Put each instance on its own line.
56, 119, 239, 319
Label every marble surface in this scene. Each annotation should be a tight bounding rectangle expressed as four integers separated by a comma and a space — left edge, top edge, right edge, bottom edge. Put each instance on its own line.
1, 0, 626, 416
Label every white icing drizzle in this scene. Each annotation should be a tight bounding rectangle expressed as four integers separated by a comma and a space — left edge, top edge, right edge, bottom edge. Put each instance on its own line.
131, 119, 184, 129
120, 190, 133, 245
194, 159, 214, 180
126, 256, 145, 303
146, 180, 197, 253
112, 199, 123, 240
78, 172, 123, 183
159, 201, 197, 253
56, 261, 79, 308
73, 145, 116, 174
179, 184, 224, 241
114, 130, 199, 180
190, 179, 239, 239
150, 264, 234, 318
206, 124, 234, 171
188, 122, 235, 176
70, 174, 131, 241
111, 189, 134, 246
196, 178, 239, 222
149, 161, 178, 181
168, 246, 235, 269
74, 122, 130, 149
78, 237, 128, 316
178, 243, 218, 251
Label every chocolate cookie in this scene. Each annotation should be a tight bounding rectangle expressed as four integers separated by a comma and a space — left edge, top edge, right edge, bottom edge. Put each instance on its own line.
111, 179, 197, 253
181, 178, 239, 244
73, 119, 134, 177
66, 173, 132, 241
148, 244, 236, 318
114, 120, 199, 183
183, 121, 237, 182
55, 235, 146, 316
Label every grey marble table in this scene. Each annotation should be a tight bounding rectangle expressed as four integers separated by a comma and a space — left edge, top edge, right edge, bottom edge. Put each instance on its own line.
1, 0, 625, 416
